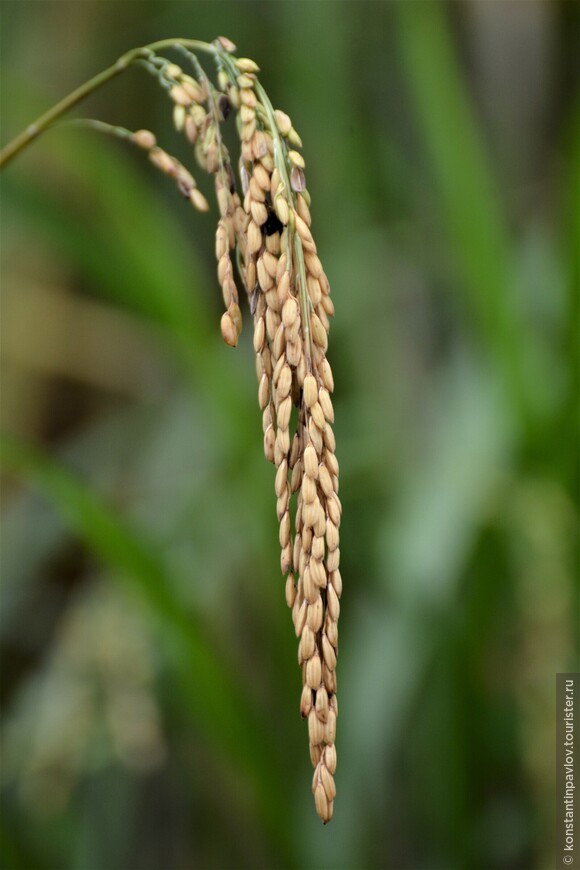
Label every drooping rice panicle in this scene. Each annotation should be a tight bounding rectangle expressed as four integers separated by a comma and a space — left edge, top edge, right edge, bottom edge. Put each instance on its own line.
0, 36, 341, 823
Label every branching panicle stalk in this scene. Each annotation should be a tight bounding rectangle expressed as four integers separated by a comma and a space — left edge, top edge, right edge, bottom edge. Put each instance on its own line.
0, 37, 342, 824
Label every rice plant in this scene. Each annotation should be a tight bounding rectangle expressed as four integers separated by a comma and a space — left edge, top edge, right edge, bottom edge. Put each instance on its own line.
1, 35, 341, 824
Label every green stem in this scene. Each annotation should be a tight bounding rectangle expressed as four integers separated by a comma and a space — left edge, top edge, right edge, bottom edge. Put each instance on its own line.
292, 230, 312, 369
62, 118, 134, 140
0, 38, 217, 168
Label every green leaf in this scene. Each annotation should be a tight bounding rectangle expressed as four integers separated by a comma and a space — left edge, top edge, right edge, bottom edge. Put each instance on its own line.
1, 433, 293, 859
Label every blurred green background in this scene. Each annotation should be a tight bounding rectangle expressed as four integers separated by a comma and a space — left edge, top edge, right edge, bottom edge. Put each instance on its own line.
1, 2, 578, 869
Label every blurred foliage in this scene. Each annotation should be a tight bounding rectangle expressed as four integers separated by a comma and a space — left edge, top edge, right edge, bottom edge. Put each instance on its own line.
1, 2, 578, 869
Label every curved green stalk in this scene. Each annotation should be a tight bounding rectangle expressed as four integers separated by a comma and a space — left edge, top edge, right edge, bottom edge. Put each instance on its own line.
0, 38, 217, 167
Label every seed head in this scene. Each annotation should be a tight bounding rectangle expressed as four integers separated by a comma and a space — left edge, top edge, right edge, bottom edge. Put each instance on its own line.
235, 57, 260, 74
170, 84, 193, 107
303, 374, 318, 408
290, 166, 306, 192
220, 311, 238, 347
132, 38, 344, 826
132, 129, 156, 150
274, 109, 292, 136
216, 35, 237, 53
189, 188, 209, 212
288, 149, 305, 169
